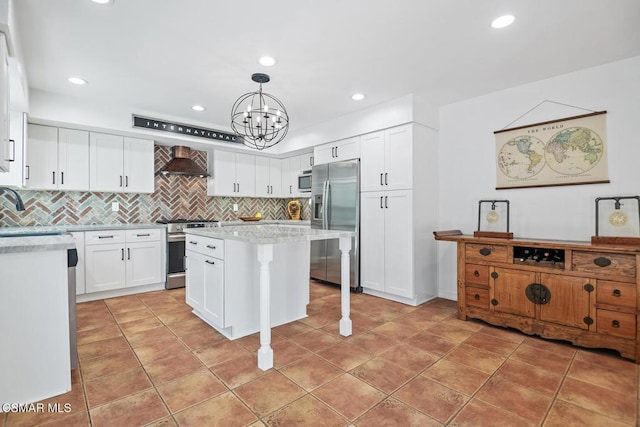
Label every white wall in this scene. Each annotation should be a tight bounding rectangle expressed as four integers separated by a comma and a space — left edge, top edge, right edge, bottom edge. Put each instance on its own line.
436, 56, 640, 300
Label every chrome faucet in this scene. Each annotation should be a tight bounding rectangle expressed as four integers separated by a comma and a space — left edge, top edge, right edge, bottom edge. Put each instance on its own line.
0, 187, 25, 211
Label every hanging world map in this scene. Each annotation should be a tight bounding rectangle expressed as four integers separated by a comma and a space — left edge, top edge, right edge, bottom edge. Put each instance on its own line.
495, 112, 609, 189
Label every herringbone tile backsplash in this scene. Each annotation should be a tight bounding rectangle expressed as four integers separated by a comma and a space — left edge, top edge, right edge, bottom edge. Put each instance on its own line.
0, 146, 310, 227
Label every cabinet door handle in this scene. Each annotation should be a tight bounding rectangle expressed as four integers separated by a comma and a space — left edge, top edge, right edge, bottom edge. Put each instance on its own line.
380, 196, 383, 209
125, 176, 129, 187
8, 139, 15, 161
121, 248, 124, 261
479, 248, 492, 256
52, 171, 56, 185
127, 247, 130, 260
380, 173, 383, 186
233, 182, 236, 192
612, 289, 621, 297
593, 257, 611, 267
385, 196, 388, 208
385, 173, 388, 185
205, 259, 215, 265
310, 156, 313, 166
120, 175, 123, 187
98, 235, 114, 239
331, 147, 335, 158
61, 172, 64, 185
237, 182, 240, 192
335, 146, 338, 157
136, 233, 150, 237
612, 320, 620, 328
25, 165, 30, 180
206, 245, 216, 250
189, 241, 198, 245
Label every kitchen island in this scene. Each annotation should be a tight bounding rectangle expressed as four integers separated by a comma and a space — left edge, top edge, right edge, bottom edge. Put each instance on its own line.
185, 224, 354, 370
0, 234, 76, 409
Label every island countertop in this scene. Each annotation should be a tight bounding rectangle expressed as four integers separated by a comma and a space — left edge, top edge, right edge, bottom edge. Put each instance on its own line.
185, 224, 354, 244
0, 234, 76, 254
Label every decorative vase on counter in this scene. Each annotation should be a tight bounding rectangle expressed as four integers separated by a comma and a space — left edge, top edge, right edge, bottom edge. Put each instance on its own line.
287, 200, 301, 220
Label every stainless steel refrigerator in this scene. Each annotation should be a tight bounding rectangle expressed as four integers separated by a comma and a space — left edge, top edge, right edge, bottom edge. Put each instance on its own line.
310, 159, 361, 291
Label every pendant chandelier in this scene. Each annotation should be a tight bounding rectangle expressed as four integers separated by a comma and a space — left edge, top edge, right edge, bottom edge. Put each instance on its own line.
231, 73, 290, 150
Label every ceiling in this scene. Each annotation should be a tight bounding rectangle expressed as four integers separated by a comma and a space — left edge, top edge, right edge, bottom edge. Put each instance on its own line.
12, 0, 640, 136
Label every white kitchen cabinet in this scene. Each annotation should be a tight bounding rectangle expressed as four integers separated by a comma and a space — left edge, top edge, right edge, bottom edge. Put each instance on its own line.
0, 110, 26, 187
359, 123, 438, 305
313, 136, 360, 165
186, 246, 225, 329
89, 133, 154, 193
0, 34, 9, 173
361, 190, 413, 298
26, 124, 90, 191
255, 156, 282, 198
84, 228, 162, 293
185, 233, 309, 340
299, 152, 314, 170
207, 150, 256, 197
361, 124, 413, 192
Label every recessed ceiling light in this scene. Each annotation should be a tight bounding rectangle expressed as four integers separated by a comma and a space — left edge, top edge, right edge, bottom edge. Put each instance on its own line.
192, 105, 205, 111
351, 93, 365, 101
68, 77, 88, 85
491, 14, 515, 29
91, 0, 113, 4
258, 56, 277, 67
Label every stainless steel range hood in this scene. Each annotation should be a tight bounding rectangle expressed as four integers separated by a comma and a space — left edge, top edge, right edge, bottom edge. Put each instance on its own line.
157, 146, 209, 177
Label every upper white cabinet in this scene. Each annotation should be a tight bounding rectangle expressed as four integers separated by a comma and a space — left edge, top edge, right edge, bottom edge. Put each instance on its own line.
207, 150, 255, 197
313, 136, 360, 165
0, 111, 26, 187
299, 152, 314, 170
281, 155, 300, 197
89, 133, 154, 193
0, 34, 10, 173
26, 124, 90, 191
255, 157, 282, 198
360, 124, 413, 192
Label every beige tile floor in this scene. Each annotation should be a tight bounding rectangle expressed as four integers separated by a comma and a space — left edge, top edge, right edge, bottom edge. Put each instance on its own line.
2, 281, 638, 426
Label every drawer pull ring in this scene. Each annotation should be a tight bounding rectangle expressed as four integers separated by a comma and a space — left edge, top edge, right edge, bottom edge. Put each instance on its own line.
474, 294, 480, 301
612, 320, 620, 328
593, 257, 612, 267
479, 248, 491, 256
473, 270, 480, 277
612, 289, 621, 297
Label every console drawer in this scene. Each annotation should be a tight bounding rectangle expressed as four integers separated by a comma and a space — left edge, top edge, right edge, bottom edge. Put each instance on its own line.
572, 251, 636, 278
465, 264, 489, 286
597, 309, 636, 339
465, 286, 489, 309
466, 243, 508, 263
597, 281, 636, 308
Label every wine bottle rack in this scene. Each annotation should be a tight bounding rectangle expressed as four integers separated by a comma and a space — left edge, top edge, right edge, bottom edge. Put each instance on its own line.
513, 246, 565, 269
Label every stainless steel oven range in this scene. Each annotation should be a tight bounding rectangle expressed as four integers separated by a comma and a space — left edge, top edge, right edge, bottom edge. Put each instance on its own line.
157, 219, 219, 289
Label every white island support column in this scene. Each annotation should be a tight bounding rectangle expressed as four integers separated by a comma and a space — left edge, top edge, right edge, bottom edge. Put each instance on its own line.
339, 236, 352, 336
257, 243, 274, 371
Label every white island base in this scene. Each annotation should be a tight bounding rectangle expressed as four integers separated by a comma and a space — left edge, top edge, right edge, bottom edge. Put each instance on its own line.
185, 225, 354, 371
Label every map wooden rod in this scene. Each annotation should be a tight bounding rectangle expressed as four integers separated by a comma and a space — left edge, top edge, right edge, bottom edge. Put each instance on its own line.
494, 110, 607, 134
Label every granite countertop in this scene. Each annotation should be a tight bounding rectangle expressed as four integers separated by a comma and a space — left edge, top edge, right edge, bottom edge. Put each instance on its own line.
0, 223, 166, 236
0, 234, 77, 254
217, 219, 310, 227
186, 224, 353, 244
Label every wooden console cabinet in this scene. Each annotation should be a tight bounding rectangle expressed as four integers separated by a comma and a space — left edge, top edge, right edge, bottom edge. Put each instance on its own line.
435, 234, 640, 362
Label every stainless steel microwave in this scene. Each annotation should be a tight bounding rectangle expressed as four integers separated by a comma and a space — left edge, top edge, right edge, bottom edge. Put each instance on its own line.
297, 170, 312, 193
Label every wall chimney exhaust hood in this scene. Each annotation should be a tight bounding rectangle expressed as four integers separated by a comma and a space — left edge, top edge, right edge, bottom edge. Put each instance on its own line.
157, 146, 209, 177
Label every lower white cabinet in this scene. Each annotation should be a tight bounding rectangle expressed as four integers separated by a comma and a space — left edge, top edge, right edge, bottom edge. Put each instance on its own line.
84, 228, 162, 293
185, 248, 225, 328
185, 233, 309, 340
361, 190, 414, 299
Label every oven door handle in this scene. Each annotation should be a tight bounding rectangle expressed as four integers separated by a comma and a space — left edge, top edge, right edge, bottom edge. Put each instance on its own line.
168, 234, 186, 243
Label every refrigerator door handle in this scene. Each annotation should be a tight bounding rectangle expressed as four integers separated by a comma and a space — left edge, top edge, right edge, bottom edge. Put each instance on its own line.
322, 179, 329, 229
325, 180, 332, 229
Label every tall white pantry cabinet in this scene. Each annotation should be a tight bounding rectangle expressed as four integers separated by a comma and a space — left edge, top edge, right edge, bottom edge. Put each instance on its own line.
359, 123, 438, 305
